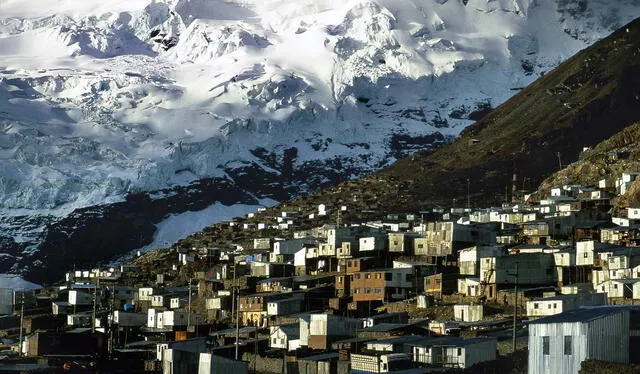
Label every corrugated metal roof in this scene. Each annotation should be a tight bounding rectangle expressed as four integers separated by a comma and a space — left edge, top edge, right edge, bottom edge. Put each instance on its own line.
360, 323, 407, 332
210, 326, 257, 335
298, 352, 339, 361
435, 337, 497, 347
529, 306, 640, 324
332, 337, 374, 344
529, 293, 598, 302
272, 323, 299, 337
369, 335, 432, 346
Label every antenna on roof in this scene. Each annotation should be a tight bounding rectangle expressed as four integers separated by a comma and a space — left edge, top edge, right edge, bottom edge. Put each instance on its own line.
467, 178, 471, 210
557, 152, 563, 170
511, 155, 517, 203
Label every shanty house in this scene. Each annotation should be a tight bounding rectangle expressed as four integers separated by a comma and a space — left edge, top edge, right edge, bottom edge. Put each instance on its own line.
526, 293, 607, 319
458, 246, 503, 276
412, 337, 497, 369
453, 304, 483, 322
270, 323, 300, 351
528, 306, 640, 374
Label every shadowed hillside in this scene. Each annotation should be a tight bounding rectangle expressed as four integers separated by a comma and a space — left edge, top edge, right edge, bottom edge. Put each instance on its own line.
379, 17, 640, 210
281, 17, 640, 216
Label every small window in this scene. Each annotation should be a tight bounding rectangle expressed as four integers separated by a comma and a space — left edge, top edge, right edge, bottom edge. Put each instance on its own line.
348, 261, 352, 267
614, 284, 618, 289
457, 348, 462, 356
543, 337, 549, 355
564, 336, 572, 355
534, 303, 539, 309
374, 288, 382, 294
584, 252, 588, 258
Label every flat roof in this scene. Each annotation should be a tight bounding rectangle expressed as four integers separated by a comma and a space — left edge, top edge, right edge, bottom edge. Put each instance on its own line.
0, 363, 56, 372
361, 323, 409, 332
530, 306, 640, 324
529, 293, 600, 302
298, 352, 339, 361
368, 335, 431, 346
272, 324, 299, 336
210, 326, 258, 335
332, 337, 374, 344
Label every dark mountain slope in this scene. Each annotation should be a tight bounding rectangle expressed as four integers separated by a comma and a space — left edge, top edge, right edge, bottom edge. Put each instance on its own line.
377, 17, 640, 210
241, 17, 640, 222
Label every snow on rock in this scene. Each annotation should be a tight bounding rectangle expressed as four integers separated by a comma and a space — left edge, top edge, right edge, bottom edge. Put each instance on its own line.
1, 0, 639, 256
133, 198, 278, 256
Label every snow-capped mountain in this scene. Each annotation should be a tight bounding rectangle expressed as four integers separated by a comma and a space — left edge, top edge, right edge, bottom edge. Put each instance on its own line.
1, 0, 638, 282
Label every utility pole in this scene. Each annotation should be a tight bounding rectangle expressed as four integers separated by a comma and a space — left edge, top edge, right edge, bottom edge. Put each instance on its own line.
235, 289, 240, 360
254, 322, 259, 374
233, 262, 240, 361
282, 345, 287, 374
467, 178, 471, 210
513, 265, 517, 353
92, 282, 97, 334
511, 172, 517, 203
557, 152, 563, 170
230, 263, 236, 330
108, 285, 115, 358
187, 278, 192, 332
19, 293, 24, 356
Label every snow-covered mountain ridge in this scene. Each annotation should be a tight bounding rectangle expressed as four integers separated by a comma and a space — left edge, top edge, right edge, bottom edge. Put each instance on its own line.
1, 0, 639, 281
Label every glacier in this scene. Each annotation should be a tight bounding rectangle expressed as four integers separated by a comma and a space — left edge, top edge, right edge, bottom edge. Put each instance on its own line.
0, 0, 639, 281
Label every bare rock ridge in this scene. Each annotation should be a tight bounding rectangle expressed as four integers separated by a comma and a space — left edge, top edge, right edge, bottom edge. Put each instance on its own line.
532, 121, 640, 215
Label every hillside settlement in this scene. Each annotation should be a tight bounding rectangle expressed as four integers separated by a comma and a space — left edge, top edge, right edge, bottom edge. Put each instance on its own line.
2, 172, 640, 373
